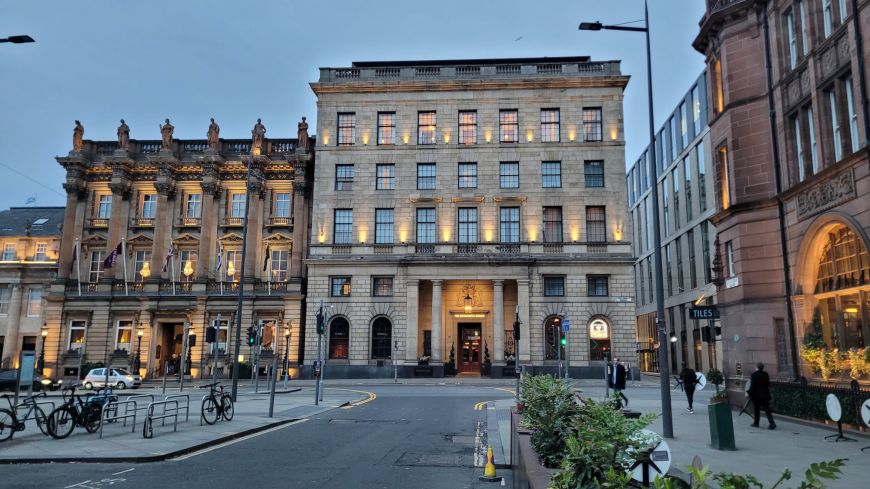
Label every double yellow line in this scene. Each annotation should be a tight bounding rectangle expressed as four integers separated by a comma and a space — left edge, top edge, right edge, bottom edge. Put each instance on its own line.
473, 401, 489, 411
338, 388, 377, 409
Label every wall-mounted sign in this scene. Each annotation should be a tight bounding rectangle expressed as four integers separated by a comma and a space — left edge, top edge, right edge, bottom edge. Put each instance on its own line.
725, 276, 739, 289
453, 313, 486, 319
589, 319, 609, 340
689, 306, 720, 320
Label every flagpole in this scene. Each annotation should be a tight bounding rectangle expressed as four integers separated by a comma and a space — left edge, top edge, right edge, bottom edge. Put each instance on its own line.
170, 249, 176, 296
75, 238, 82, 296
121, 238, 128, 296
219, 244, 224, 295
266, 246, 271, 297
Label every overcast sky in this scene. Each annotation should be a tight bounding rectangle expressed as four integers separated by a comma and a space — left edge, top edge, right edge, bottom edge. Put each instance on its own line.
0, 0, 705, 210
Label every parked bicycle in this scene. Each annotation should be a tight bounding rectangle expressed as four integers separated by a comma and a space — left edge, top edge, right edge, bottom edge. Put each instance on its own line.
46, 385, 102, 439
199, 382, 233, 425
87, 386, 119, 423
0, 392, 50, 442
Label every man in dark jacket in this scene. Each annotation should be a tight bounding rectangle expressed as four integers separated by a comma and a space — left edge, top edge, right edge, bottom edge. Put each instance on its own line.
609, 358, 629, 407
680, 363, 698, 413
748, 362, 776, 429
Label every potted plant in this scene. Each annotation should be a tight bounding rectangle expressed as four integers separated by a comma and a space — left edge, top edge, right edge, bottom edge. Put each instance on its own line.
706, 367, 735, 450
481, 342, 492, 376
445, 344, 456, 376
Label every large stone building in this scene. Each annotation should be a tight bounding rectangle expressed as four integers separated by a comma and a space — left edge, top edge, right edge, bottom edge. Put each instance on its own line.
695, 0, 870, 385
1, 206, 64, 369
305, 57, 636, 378
45, 121, 313, 380
628, 70, 722, 375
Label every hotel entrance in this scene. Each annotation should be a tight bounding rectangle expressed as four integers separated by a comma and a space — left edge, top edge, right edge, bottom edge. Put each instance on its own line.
155, 323, 184, 377
457, 323, 482, 373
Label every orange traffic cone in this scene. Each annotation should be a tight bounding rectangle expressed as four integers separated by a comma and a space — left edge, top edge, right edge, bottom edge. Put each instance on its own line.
479, 446, 502, 482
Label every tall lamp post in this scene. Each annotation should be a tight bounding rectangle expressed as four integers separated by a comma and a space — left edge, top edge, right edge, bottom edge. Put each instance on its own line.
579, 0, 673, 438
38, 324, 48, 375
283, 323, 291, 388
135, 323, 144, 374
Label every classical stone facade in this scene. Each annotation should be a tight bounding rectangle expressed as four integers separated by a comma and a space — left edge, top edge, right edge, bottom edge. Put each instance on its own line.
695, 0, 870, 386
306, 57, 636, 378
627, 70, 722, 375
0, 206, 64, 369
46, 127, 313, 380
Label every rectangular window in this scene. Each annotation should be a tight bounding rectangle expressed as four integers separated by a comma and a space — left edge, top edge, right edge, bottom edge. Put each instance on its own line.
793, 114, 806, 182
828, 89, 843, 161
458, 110, 477, 145
666, 243, 674, 295
416, 208, 436, 243
839, 0, 847, 22
178, 250, 197, 282
89, 250, 104, 283
692, 85, 702, 134
718, 145, 731, 210
672, 170, 681, 227
68, 320, 86, 351
799, 0, 810, 55
269, 249, 288, 282
141, 194, 157, 219
372, 276, 394, 297
499, 162, 519, 188
540, 109, 560, 142
646, 198, 654, 250
701, 221, 712, 284
0, 287, 10, 315
670, 117, 679, 159
376, 164, 395, 190
225, 250, 241, 281
335, 164, 355, 191
330, 276, 352, 297
684, 157, 693, 221
680, 101, 689, 146
808, 106, 820, 174
337, 113, 355, 146
499, 207, 520, 243
726, 240, 736, 277
499, 109, 519, 143
417, 163, 436, 190
98, 194, 112, 219
375, 208, 394, 244
786, 10, 797, 69
457, 207, 478, 243
457, 162, 478, 189
134, 250, 151, 281
186, 193, 202, 218
2, 244, 15, 261
713, 59, 724, 114
845, 77, 859, 152
26, 288, 41, 317
584, 160, 605, 187
230, 193, 246, 218
587, 276, 609, 297
687, 229, 698, 288
115, 320, 133, 352
417, 111, 437, 145
586, 206, 606, 243
274, 192, 291, 217
543, 276, 565, 297
30, 244, 46, 263
823, 0, 833, 37
583, 107, 603, 142
333, 209, 353, 244
676, 237, 685, 290
543, 206, 563, 243
377, 112, 395, 145
541, 161, 561, 188
663, 182, 670, 237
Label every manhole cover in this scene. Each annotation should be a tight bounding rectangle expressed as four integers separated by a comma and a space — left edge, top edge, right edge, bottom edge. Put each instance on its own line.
395, 452, 475, 468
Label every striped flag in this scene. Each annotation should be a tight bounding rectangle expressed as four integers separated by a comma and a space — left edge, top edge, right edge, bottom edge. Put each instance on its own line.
103, 242, 122, 269
262, 244, 270, 272
215, 243, 223, 275
162, 247, 174, 273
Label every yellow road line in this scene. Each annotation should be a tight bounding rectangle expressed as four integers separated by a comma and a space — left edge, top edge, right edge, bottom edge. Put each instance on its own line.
492, 387, 516, 396
474, 401, 493, 411
333, 388, 377, 409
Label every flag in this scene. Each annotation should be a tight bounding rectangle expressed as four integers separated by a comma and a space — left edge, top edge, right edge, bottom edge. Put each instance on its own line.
69, 244, 78, 274
24, 196, 36, 205
162, 247, 175, 273
103, 242, 122, 269
262, 244, 270, 272
215, 243, 223, 274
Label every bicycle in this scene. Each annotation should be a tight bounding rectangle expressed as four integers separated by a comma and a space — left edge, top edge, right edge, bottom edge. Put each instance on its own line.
87, 386, 119, 423
46, 385, 103, 439
0, 392, 50, 442
199, 382, 233, 425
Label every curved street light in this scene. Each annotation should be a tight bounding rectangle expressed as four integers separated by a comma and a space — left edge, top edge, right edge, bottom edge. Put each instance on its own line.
0, 35, 35, 44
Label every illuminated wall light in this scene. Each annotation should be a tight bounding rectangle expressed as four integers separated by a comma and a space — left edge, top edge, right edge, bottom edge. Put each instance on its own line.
568, 128, 576, 142
613, 227, 623, 242
322, 133, 330, 146
610, 128, 618, 141
444, 133, 451, 144
484, 229, 493, 242
318, 227, 326, 244
362, 134, 369, 145
358, 229, 367, 244
526, 130, 534, 142
570, 228, 580, 242
528, 228, 538, 242
402, 133, 410, 144
442, 229, 451, 242
399, 229, 407, 243
484, 131, 492, 143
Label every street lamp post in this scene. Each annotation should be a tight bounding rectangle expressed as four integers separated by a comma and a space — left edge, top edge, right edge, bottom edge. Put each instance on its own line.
283, 324, 291, 389
38, 325, 48, 375
579, 0, 674, 438
135, 324, 144, 374
230, 156, 254, 402
0, 35, 34, 44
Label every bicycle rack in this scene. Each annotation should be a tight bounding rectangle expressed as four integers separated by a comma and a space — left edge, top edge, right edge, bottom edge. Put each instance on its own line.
99, 400, 137, 439
164, 394, 190, 423
143, 400, 179, 439
124, 394, 154, 423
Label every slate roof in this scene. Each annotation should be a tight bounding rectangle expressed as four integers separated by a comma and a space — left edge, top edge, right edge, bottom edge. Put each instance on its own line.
0, 207, 66, 237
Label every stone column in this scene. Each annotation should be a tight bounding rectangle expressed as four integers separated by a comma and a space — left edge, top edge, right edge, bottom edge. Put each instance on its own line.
151, 191, 173, 279
406, 280, 419, 362
1, 285, 23, 365
517, 279, 531, 362
290, 181, 307, 279
58, 168, 86, 280
108, 171, 132, 281
244, 162, 265, 278
198, 181, 220, 280
492, 280, 505, 363
431, 280, 443, 363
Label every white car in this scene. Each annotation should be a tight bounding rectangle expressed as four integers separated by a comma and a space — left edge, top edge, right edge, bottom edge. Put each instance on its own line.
83, 368, 141, 390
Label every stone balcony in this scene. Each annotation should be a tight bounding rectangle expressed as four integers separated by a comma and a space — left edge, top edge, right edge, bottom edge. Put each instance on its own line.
308, 241, 632, 260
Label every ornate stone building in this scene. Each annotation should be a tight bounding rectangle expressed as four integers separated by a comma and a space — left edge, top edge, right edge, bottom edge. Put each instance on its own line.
0, 206, 64, 369
46, 121, 313, 380
695, 0, 870, 386
306, 57, 636, 378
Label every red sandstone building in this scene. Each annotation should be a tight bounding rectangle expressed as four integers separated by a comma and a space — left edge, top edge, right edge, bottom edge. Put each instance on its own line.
695, 0, 870, 388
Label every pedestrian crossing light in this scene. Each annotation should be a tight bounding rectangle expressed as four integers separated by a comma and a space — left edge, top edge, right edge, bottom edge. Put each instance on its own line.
316, 308, 325, 335
247, 326, 256, 346
560, 336, 567, 346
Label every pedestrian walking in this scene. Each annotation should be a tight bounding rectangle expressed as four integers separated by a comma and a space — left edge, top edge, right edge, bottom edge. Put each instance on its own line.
680, 363, 698, 413
748, 362, 776, 430
608, 358, 629, 408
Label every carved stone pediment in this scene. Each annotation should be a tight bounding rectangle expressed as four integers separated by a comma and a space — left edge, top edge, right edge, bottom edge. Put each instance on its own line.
263, 233, 293, 244
796, 170, 856, 221
172, 233, 200, 247
127, 234, 154, 246
217, 233, 244, 244
81, 234, 108, 246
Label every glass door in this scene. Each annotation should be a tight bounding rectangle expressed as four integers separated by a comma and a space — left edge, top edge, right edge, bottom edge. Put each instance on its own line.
458, 323, 481, 373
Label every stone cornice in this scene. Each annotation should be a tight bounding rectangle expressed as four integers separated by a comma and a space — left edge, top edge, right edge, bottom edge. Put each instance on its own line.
310, 76, 630, 95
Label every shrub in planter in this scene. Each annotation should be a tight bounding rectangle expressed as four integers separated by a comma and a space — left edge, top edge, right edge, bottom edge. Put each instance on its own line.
445, 344, 456, 376
707, 368, 728, 403
652, 458, 846, 489
519, 374, 580, 468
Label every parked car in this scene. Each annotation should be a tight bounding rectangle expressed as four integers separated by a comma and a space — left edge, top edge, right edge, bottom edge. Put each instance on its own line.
82, 368, 141, 390
0, 369, 46, 391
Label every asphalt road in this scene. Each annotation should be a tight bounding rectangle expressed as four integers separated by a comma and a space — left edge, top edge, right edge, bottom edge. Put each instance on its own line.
1, 384, 515, 489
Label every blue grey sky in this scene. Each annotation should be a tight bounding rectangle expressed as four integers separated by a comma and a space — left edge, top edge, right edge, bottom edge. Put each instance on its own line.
0, 0, 705, 209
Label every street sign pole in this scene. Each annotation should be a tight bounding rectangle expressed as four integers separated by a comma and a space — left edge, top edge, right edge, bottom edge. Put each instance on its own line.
315, 300, 323, 406
562, 318, 571, 380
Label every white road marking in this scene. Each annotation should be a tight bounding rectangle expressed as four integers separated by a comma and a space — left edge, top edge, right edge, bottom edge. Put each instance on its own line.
171, 419, 309, 461
111, 469, 135, 476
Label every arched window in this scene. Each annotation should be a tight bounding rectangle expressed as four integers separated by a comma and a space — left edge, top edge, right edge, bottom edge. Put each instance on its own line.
371, 317, 392, 360
813, 227, 870, 350
544, 316, 565, 360
589, 317, 611, 361
328, 317, 350, 359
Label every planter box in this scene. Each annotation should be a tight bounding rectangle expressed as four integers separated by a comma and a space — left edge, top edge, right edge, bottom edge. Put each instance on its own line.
708, 401, 736, 450
515, 428, 558, 489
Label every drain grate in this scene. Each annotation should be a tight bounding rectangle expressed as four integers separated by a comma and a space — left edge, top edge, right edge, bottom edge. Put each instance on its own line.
394, 452, 475, 468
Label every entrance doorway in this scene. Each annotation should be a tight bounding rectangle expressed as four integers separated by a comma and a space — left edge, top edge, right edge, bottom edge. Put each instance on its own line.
457, 323, 482, 373
156, 323, 184, 377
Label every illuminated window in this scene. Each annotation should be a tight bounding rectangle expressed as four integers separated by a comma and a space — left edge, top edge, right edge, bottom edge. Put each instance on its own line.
2, 244, 16, 261
330, 277, 351, 297
375, 208, 394, 244
376, 164, 395, 190
541, 161, 561, 188
35, 243, 47, 261
713, 59, 724, 114
458, 111, 477, 145
543, 207, 563, 243
179, 250, 197, 282
335, 164, 354, 191
584, 161, 604, 188
418, 111, 437, 145
377, 112, 395, 145
134, 250, 151, 281
115, 320, 133, 352
499, 162, 519, 188
270, 249, 288, 282
225, 250, 241, 281
338, 113, 355, 146
333, 209, 353, 244
499, 207, 520, 243
417, 163, 436, 190
583, 107, 602, 142
68, 320, 86, 351
458, 208, 478, 243
416, 208, 436, 243
540, 109, 560, 143
328, 317, 350, 359
585, 206, 606, 243
458, 163, 477, 188
718, 145, 732, 209
499, 109, 518, 143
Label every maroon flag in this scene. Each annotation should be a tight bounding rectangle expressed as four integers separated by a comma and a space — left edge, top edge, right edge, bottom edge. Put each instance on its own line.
103, 242, 122, 269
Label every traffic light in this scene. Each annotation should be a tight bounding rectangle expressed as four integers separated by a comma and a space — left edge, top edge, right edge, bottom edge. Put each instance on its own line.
247, 326, 256, 346
316, 308, 325, 335
205, 324, 217, 343
560, 336, 567, 346
513, 319, 521, 341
